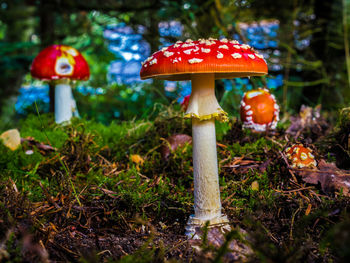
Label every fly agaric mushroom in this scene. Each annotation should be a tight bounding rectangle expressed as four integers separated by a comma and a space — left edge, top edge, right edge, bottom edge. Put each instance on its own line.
240, 88, 279, 132
140, 38, 267, 237
285, 144, 317, 168
31, 45, 90, 123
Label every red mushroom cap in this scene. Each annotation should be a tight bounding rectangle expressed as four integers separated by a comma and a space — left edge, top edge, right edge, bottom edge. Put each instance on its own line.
285, 144, 317, 168
31, 45, 90, 81
140, 38, 267, 81
240, 88, 279, 131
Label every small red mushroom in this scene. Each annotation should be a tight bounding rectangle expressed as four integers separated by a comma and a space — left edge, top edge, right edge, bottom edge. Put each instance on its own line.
240, 88, 279, 132
285, 144, 317, 168
31, 45, 90, 123
181, 95, 190, 111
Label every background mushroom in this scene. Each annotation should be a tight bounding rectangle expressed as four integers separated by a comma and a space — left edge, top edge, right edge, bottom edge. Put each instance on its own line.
285, 144, 317, 168
140, 38, 267, 237
31, 45, 90, 123
240, 88, 279, 132
180, 94, 190, 111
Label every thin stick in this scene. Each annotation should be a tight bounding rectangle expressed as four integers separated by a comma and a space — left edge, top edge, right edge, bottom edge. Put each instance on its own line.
343, 0, 350, 87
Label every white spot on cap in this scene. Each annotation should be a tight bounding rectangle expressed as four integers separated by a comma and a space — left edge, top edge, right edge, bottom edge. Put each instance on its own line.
55, 57, 73, 76
205, 40, 215, 45
163, 51, 174, 57
233, 45, 241, 49
182, 43, 195, 48
241, 44, 250, 49
183, 49, 193, 55
66, 48, 79, 57
230, 40, 239, 44
246, 110, 253, 115
217, 52, 224, 59
149, 58, 157, 65
220, 38, 228, 43
246, 116, 253, 121
246, 90, 264, 99
201, 47, 211, 53
300, 152, 308, 161
186, 39, 193, 43
172, 58, 179, 63
161, 47, 168, 52
248, 54, 255, 59
308, 152, 315, 159
218, 45, 229, 49
256, 53, 264, 59
244, 105, 251, 110
231, 53, 242, 59
240, 100, 246, 106
188, 58, 203, 64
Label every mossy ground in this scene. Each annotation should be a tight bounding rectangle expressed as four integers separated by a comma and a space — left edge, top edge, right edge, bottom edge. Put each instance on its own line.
0, 108, 350, 262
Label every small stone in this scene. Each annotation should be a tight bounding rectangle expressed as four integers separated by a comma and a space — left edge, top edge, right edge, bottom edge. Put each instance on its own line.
0, 129, 21, 151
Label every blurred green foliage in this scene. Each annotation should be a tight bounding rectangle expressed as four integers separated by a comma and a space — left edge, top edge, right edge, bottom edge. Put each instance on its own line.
0, 0, 349, 125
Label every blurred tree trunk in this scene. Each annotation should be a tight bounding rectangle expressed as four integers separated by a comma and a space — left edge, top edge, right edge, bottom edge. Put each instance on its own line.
0, 3, 35, 118
38, 1, 56, 113
142, 9, 168, 102
307, 0, 346, 106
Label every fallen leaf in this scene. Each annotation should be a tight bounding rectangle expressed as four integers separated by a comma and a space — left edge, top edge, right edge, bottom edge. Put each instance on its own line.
130, 154, 144, 166
305, 203, 312, 215
160, 134, 192, 160
189, 226, 252, 261
0, 129, 21, 151
294, 159, 350, 196
21, 137, 56, 153
286, 105, 329, 141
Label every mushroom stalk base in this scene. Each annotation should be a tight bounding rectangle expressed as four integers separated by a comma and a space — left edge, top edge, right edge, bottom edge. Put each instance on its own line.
55, 83, 77, 124
185, 118, 230, 238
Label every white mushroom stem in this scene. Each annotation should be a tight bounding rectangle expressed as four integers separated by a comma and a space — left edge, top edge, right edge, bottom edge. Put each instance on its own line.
55, 80, 76, 124
192, 118, 221, 219
185, 74, 229, 237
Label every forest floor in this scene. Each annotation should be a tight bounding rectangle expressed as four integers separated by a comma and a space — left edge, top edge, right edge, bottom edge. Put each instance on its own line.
1, 106, 350, 262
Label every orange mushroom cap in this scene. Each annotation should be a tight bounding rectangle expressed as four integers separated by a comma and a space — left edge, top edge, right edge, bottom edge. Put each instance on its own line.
140, 38, 267, 81
240, 88, 279, 132
285, 144, 317, 168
